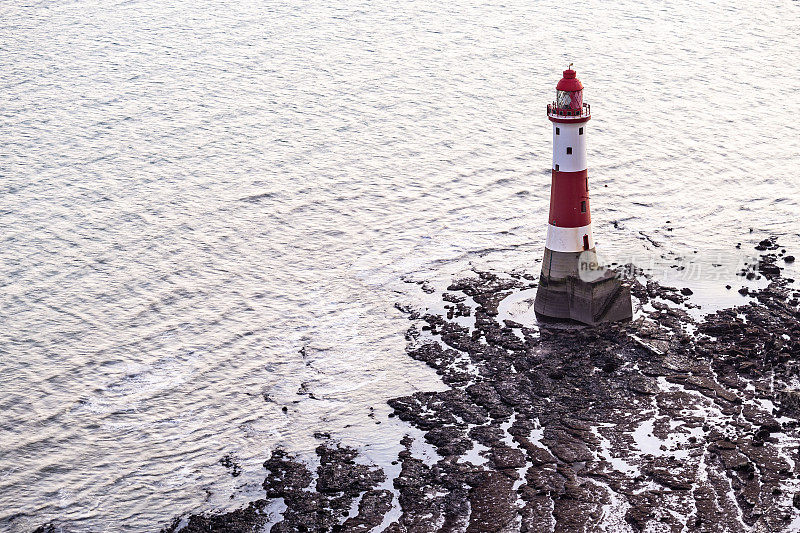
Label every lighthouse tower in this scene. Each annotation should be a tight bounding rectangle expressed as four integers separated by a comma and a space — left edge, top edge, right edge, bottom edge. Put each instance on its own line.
534, 66, 632, 325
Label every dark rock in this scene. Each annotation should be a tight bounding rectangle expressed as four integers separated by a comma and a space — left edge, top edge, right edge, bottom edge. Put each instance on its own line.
489, 444, 526, 470
161, 500, 270, 533
316, 444, 385, 495
263, 448, 313, 497
339, 490, 393, 532
466, 472, 516, 532
219, 453, 242, 477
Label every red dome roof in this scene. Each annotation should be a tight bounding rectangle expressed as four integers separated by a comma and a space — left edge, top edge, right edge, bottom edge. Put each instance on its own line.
556, 69, 583, 92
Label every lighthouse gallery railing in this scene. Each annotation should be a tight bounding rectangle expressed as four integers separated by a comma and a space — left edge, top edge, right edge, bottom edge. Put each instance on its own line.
547, 102, 591, 119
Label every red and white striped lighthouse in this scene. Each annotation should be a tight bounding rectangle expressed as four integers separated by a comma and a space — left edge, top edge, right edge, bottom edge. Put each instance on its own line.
546, 67, 593, 258
534, 66, 632, 325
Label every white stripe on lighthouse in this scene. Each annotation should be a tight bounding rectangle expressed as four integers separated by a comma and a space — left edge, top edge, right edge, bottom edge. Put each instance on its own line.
552, 122, 587, 173
545, 223, 594, 252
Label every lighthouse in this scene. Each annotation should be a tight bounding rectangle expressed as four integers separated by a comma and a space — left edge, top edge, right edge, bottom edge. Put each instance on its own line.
534, 66, 632, 325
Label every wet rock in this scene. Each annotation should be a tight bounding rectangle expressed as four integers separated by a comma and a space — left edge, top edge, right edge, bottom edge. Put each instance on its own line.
339, 489, 393, 532
161, 500, 270, 533
489, 444, 526, 470
466, 471, 517, 533
646, 464, 693, 491
219, 453, 242, 477
263, 448, 313, 497
316, 444, 385, 496
543, 429, 593, 463
628, 375, 659, 395
425, 425, 473, 456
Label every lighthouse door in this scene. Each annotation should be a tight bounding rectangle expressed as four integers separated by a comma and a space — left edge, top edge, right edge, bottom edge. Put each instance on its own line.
583, 235, 590, 251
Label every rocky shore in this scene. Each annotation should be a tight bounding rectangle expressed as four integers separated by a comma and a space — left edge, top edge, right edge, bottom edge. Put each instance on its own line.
61, 238, 800, 533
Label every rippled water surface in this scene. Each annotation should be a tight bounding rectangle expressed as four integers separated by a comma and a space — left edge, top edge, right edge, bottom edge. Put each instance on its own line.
2, 0, 799, 530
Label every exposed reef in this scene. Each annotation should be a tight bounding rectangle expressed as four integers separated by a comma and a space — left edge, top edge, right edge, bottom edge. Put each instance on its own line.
159, 444, 388, 533
150, 238, 800, 533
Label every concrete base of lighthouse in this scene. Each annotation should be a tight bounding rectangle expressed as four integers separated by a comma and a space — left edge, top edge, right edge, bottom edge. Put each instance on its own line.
534, 248, 632, 326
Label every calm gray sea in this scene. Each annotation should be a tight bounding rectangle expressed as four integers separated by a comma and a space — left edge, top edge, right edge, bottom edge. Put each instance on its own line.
1, 0, 799, 530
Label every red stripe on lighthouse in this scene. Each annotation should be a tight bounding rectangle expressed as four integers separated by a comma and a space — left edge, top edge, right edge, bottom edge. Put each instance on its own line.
548, 169, 590, 227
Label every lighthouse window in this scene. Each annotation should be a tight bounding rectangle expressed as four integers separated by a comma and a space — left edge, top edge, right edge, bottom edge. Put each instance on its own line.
556, 127, 560, 135
566, 147, 573, 155
581, 201, 586, 213
579, 127, 584, 135
555, 164, 559, 171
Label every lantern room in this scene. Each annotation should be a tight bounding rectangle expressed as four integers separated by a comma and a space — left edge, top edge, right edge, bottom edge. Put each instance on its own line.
556, 69, 583, 111
547, 65, 591, 120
